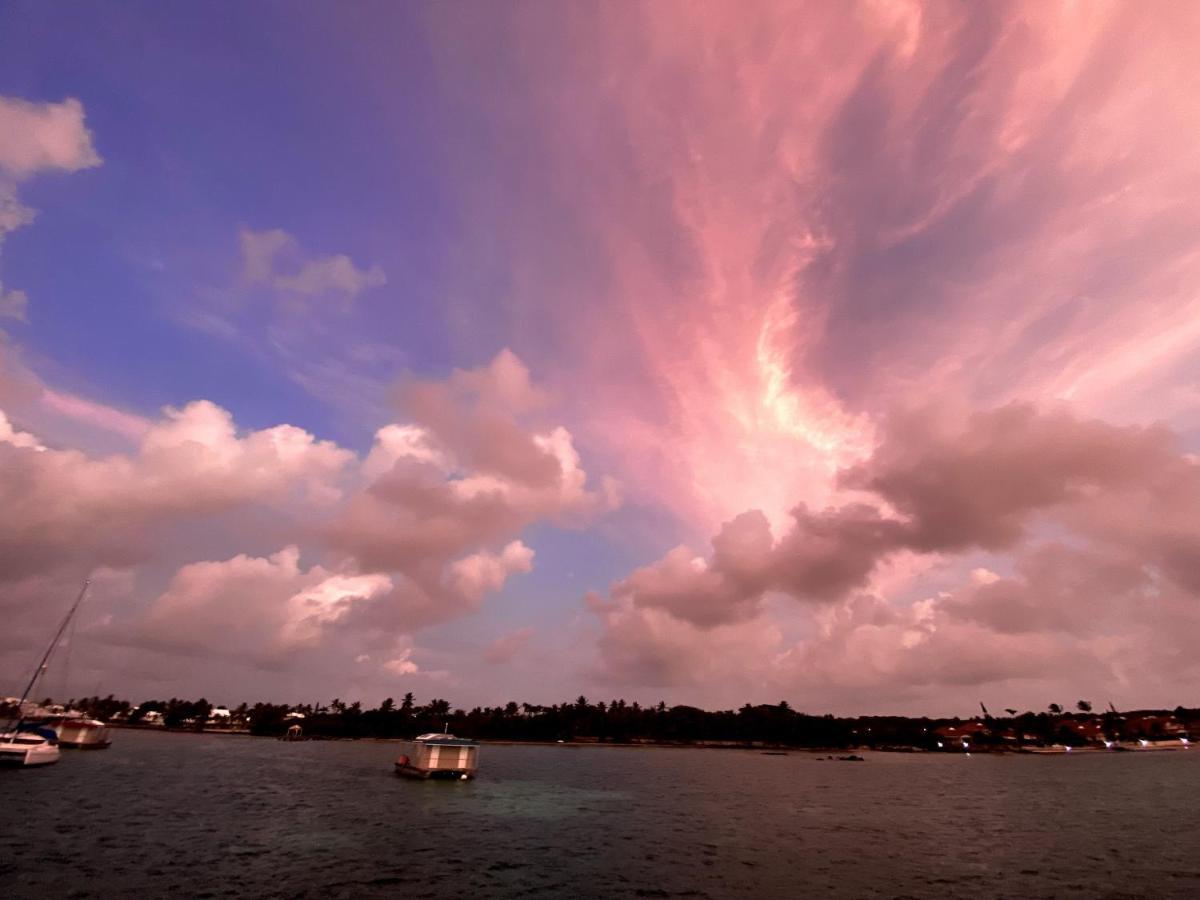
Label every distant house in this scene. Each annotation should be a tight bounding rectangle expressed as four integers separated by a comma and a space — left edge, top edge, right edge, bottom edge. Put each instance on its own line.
934, 721, 990, 747
1063, 719, 1107, 743
1123, 714, 1186, 738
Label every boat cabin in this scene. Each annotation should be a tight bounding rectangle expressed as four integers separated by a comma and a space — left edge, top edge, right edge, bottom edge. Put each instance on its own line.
43, 715, 112, 749
395, 733, 480, 780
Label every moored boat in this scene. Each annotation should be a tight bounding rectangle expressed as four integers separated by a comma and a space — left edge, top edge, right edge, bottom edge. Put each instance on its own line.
395, 733, 480, 780
1, 581, 91, 768
46, 715, 112, 749
0, 727, 61, 767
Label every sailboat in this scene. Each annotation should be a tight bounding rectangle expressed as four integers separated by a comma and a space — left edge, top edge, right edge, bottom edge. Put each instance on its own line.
0, 580, 90, 768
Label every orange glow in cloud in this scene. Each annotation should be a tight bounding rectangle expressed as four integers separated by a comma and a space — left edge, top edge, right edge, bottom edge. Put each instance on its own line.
434, 0, 1200, 543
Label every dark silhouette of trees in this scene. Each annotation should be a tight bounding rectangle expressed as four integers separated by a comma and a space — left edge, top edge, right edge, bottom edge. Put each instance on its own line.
32, 690, 1198, 751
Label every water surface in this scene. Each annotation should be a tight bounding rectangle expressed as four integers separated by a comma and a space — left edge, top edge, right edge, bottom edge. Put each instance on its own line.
2, 730, 1198, 898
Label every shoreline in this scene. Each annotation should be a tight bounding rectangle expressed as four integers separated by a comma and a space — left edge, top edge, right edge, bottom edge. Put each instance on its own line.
105, 725, 1194, 755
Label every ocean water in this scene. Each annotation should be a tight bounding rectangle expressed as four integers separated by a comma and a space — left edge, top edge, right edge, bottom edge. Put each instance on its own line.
2, 729, 1198, 899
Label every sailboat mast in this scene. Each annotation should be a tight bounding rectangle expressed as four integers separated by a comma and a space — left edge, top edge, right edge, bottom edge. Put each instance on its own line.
11, 580, 90, 719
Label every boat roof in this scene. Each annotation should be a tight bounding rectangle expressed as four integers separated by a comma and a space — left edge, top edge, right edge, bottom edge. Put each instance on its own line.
413, 733, 479, 746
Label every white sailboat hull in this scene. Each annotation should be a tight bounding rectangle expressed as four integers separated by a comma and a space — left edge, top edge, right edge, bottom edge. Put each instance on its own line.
0, 733, 62, 767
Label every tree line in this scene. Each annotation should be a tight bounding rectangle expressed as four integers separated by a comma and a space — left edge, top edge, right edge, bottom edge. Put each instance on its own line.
6, 693, 1192, 748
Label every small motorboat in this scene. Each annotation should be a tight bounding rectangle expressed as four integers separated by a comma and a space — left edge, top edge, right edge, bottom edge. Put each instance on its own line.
0, 726, 62, 768
395, 733, 480, 780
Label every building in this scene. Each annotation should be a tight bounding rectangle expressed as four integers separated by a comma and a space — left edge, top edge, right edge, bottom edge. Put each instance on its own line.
933, 720, 990, 748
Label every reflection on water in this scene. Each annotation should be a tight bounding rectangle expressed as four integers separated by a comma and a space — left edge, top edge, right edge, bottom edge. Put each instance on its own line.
2, 729, 1198, 898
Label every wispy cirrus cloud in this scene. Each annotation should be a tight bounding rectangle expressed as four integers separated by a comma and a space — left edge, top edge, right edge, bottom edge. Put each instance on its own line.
420, 1, 1200, 709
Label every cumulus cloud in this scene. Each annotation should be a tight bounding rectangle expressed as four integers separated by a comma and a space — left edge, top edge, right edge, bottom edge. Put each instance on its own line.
395, 349, 561, 487
0, 408, 44, 450
383, 647, 420, 676
588, 595, 783, 690
0, 96, 102, 320
240, 227, 385, 303
328, 351, 618, 586
0, 400, 353, 582
450, 541, 535, 603
0, 96, 102, 178
135, 547, 393, 663
1, 350, 615, 693
322, 353, 616, 634
587, 404, 1200, 707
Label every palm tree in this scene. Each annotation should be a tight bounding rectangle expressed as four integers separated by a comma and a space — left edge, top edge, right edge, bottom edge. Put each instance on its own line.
1048, 703, 1062, 715
1076, 700, 1092, 713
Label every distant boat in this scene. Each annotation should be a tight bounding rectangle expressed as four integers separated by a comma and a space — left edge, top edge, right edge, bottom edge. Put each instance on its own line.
44, 714, 112, 749
395, 732, 480, 780
0, 581, 90, 769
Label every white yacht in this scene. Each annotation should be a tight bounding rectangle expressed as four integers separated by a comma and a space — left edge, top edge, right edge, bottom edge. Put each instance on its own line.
46, 715, 112, 749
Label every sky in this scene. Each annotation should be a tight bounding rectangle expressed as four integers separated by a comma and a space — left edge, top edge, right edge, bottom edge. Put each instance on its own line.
2, 1, 1199, 716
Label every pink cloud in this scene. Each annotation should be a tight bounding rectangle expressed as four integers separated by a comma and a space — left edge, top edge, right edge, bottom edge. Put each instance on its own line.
430, 2, 1200, 551
450, 541, 534, 603
0, 96, 101, 177
136, 547, 391, 663
0, 400, 353, 582
586, 404, 1200, 709
1, 350, 616, 693
10, 6, 1200, 712
0, 96, 102, 323
39, 388, 152, 441
239, 226, 385, 303
484, 626, 535, 665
